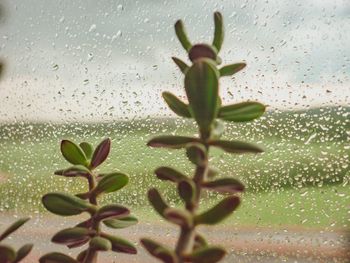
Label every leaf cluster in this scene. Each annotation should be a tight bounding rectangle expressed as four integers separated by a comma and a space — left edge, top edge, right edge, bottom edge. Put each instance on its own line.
40, 139, 138, 263
0, 218, 33, 263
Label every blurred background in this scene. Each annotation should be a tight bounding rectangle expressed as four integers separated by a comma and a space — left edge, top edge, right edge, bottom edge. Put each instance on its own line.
0, 0, 349, 262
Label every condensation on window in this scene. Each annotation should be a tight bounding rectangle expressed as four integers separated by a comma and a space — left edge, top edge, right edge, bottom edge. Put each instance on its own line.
0, 0, 349, 262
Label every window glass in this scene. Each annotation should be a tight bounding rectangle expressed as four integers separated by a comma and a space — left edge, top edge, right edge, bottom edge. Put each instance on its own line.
0, 1, 349, 262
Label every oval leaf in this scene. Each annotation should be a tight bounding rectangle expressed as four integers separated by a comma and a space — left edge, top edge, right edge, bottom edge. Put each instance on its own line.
219, 63, 246, 77
14, 244, 33, 263
94, 173, 128, 195
193, 234, 208, 251
52, 227, 90, 246
103, 234, 137, 254
186, 143, 206, 166
185, 59, 219, 131
171, 57, 189, 74
39, 252, 77, 263
148, 188, 169, 218
164, 208, 192, 228
162, 92, 191, 118
174, 20, 192, 51
91, 138, 111, 169
202, 178, 245, 194
103, 215, 138, 229
147, 136, 199, 149
95, 204, 130, 221
212, 12, 224, 52
178, 180, 196, 207
0, 244, 16, 262
184, 246, 226, 263
141, 238, 177, 263
0, 217, 29, 241
61, 140, 87, 166
194, 196, 240, 225
218, 101, 265, 122
155, 167, 187, 183
89, 237, 112, 251
79, 142, 94, 160
209, 140, 263, 154
42, 193, 93, 216
54, 165, 90, 178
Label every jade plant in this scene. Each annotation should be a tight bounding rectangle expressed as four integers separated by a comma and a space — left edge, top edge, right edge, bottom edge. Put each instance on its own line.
141, 12, 265, 263
39, 138, 138, 263
0, 218, 33, 263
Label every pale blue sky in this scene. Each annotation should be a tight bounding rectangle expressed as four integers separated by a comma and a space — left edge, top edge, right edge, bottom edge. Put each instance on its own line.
0, 0, 349, 122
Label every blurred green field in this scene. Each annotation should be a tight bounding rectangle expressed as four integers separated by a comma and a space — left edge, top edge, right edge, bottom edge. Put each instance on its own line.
0, 106, 349, 228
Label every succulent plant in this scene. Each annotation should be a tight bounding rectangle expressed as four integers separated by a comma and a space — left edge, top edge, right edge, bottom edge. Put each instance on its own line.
0, 218, 33, 263
40, 138, 138, 263
141, 12, 266, 263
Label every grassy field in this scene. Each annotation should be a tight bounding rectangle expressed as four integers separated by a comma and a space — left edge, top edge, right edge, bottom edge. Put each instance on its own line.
0, 106, 349, 228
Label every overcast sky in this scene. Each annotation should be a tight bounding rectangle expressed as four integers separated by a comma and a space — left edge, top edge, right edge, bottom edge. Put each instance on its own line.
0, 0, 349, 122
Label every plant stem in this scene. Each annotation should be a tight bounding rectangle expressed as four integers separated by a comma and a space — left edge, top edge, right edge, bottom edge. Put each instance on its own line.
82, 173, 99, 263
175, 136, 209, 262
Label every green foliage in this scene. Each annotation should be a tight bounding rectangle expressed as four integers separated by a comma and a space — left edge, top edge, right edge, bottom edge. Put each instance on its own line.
40, 138, 138, 263
0, 218, 33, 263
142, 12, 265, 263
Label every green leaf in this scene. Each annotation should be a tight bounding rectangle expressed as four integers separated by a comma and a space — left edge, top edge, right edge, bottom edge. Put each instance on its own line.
91, 138, 111, 169
209, 140, 263, 154
194, 196, 240, 225
95, 204, 130, 221
171, 57, 189, 74
60, 140, 88, 166
174, 20, 192, 51
141, 238, 178, 263
51, 227, 90, 246
0, 244, 16, 263
93, 172, 128, 195
219, 101, 266, 122
162, 92, 191, 118
219, 63, 246, 77
188, 44, 217, 62
185, 59, 219, 131
103, 215, 138, 229
212, 12, 224, 52
147, 136, 199, 149
0, 217, 29, 241
178, 180, 196, 207
79, 142, 94, 160
89, 237, 112, 251
202, 178, 245, 194
54, 165, 90, 178
147, 188, 169, 218
14, 244, 33, 263
193, 234, 208, 250
103, 234, 137, 254
207, 167, 219, 178
76, 250, 87, 262
39, 252, 77, 263
186, 143, 206, 166
164, 208, 192, 228
155, 167, 187, 183
184, 246, 226, 263
42, 192, 94, 216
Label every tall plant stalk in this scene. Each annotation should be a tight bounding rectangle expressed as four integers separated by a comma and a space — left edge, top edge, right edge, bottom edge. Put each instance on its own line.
141, 12, 266, 263
40, 138, 138, 263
